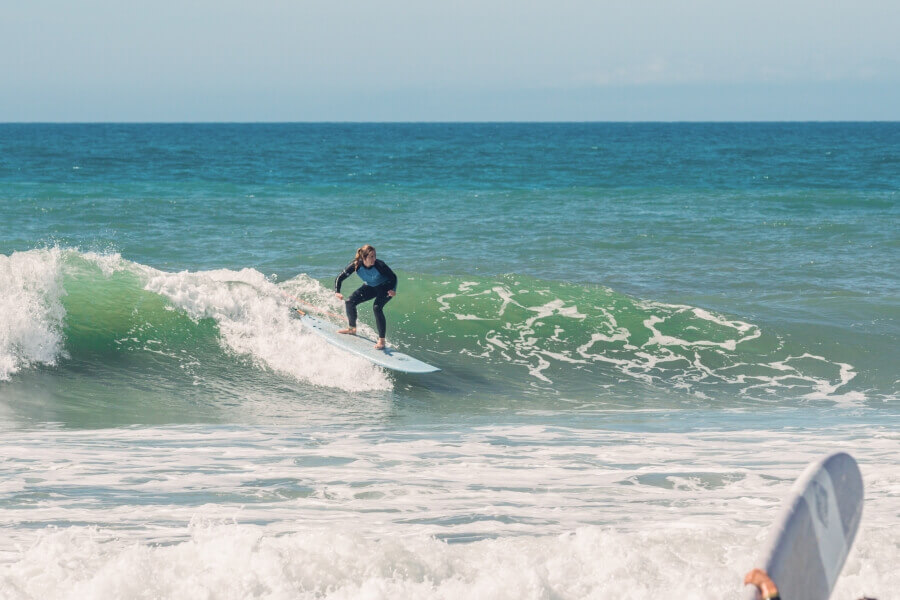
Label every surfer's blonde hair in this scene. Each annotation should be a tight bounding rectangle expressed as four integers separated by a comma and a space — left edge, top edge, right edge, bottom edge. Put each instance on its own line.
354, 245, 376, 269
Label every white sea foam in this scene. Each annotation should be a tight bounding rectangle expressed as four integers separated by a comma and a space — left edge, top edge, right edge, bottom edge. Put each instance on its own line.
437, 280, 862, 402
0, 525, 760, 599
140, 265, 391, 392
79, 250, 129, 277
0, 424, 896, 599
0, 249, 68, 380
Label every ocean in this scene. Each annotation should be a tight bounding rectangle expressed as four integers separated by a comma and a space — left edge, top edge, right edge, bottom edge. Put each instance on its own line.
1, 123, 897, 599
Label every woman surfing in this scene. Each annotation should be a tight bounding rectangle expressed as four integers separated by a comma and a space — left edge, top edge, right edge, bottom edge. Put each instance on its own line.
334, 245, 397, 350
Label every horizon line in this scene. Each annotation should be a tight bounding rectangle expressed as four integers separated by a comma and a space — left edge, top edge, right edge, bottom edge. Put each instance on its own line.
2, 119, 899, 125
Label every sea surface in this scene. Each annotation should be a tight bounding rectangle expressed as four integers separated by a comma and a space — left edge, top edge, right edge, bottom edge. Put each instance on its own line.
1, 123, 898, 599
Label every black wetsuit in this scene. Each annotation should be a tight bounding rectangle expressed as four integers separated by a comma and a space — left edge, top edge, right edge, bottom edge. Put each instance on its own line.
334, 259, 398, 338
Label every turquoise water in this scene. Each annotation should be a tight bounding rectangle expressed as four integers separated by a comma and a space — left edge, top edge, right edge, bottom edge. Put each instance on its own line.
1, 124, 898, 598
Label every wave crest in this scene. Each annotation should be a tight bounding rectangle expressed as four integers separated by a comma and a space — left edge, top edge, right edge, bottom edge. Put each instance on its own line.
0, 248, 67, 380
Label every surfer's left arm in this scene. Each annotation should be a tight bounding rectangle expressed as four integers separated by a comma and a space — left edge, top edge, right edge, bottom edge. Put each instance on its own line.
375, 260, 397, 296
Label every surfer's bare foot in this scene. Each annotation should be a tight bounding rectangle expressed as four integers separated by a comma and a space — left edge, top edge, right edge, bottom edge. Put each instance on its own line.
337, 327, 356, 335
374, 338, 386, 350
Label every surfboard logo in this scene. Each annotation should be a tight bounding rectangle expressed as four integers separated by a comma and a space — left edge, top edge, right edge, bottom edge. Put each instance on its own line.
811, 479, 829, 525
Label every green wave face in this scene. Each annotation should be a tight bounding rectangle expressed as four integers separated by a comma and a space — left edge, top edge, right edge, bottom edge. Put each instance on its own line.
385, 274, 859, 406
61, 255, 216, 357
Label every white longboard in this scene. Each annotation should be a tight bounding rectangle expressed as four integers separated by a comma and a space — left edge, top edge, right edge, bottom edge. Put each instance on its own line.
293, 310, 440, 374
746, 452, 864, 600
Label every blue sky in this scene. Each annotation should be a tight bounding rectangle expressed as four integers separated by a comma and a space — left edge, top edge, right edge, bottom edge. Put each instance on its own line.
3, 0, 899, 121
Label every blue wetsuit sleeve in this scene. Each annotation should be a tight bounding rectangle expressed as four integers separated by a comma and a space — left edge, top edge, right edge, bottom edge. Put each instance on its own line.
374, 260, 398, 291
334, 262, 356, 293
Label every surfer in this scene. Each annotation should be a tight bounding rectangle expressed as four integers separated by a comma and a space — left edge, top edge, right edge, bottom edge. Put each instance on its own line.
334, 245, 397, 350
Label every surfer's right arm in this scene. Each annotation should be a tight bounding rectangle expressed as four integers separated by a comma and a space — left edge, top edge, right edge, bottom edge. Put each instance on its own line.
334, 261, 356, 299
